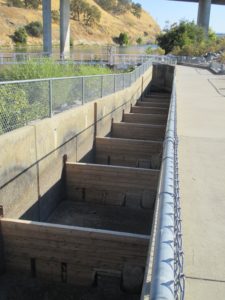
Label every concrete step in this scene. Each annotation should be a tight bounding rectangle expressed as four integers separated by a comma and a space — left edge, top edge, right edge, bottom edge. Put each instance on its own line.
123, 113, 167, 126
95, 137, 162, 169
111, 122, 165, 141
131, 106, 168, 115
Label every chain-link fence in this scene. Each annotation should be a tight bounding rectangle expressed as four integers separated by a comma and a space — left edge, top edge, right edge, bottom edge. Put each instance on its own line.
176, 55, 225, 74
0, 60, 153, 135
142, 79, 185, 300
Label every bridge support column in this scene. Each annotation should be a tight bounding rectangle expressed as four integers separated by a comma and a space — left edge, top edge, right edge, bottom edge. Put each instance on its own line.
197, 0, 211, 34
42, 0, 52, 55
60, 0, 70, 59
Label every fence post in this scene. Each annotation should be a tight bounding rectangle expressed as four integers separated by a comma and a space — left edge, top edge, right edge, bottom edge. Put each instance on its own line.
49, 79, 53, 117
101, 75, 104, 98
82, 77, 85, 104
114, 74, 116, 93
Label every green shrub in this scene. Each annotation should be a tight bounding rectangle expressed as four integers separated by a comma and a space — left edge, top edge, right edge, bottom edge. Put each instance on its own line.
11, 27, 27, 44
24, 0, 39, 9
52, 10, 60, 23
136, 37, 142, 45
7, 0, 24, 7
25, 21, 43, 37
146, 46, 165, 55
114, 32, 129, 46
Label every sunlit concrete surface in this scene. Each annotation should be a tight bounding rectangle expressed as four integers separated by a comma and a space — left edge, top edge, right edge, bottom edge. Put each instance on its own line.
176, 66, 225, 299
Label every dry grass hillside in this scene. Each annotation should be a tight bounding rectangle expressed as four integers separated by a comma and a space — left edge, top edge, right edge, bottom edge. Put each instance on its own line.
0, 0, 160, 47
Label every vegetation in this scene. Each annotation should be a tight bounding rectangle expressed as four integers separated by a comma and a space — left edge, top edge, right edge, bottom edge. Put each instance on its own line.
0, 59, 115, 81
94, 0, 142, 18
156, 20, 220, 56
146, 46, 165, 55
114, 32, 129, 46
7, 0, 40, 9
70, 0, 101, 26
131, 3, 142, 18
25, 21, 43, 37
136, 37, 142, 45
11, 27, 27, 44
52, 10, 60, 23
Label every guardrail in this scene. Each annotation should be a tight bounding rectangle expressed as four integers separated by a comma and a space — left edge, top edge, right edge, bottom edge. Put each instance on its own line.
141, 78, 185, 300
0, 52, 50, 64
177, 55, 225, 74
111, 54, 177, 67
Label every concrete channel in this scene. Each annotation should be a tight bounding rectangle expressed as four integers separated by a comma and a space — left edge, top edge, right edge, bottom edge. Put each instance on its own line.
0, 64, 174, 299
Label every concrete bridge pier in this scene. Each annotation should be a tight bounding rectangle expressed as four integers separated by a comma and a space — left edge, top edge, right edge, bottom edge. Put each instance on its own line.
60, 0, 70, 60
42, 0, 52, 55
197, 0, 212, 33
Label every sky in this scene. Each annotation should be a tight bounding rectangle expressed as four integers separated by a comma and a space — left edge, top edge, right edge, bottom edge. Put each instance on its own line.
137, 0, 225, 33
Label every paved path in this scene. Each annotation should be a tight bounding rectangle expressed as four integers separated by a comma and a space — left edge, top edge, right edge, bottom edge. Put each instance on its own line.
176, 66, 225, 299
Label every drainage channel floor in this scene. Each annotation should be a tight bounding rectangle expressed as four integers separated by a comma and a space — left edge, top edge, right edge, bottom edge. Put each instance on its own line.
47, 201, 153, 235
0, 274, 139, 300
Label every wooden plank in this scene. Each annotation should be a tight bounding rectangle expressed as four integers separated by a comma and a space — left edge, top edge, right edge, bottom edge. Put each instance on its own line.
95, 137, 162, 169
123, 113, 167, 126
111, 122, 165, 141
66, 163, 159, 206
142, 97, 170, 104
1, 218, 149, 284
131, 106, 168, 115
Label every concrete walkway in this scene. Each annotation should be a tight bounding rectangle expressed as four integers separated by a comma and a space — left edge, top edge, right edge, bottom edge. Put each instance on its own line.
176, 66, 225, 299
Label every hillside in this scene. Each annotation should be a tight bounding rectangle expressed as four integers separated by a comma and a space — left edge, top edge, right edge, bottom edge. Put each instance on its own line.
0, 0, 160, 47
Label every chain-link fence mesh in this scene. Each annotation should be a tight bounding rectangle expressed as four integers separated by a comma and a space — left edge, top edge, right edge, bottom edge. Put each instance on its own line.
0, 80, 50, 134
0, 59, 157, 135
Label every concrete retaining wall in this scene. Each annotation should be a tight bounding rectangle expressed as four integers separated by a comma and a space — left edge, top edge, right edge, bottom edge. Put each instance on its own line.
0, 67, 152, 221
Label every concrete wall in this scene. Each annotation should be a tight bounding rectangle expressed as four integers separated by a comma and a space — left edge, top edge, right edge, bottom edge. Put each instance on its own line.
0, 67, 152, 221
150, 64, 175, 92
1, 218, 149, 286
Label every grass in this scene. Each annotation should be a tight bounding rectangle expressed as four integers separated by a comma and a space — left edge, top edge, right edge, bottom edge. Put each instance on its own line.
0, 58, 116, 81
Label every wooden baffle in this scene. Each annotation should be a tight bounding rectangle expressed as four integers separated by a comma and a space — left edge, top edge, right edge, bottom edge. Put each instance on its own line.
111, 123, 166, 141
95, 137, 163, 169
66, 162, 159, 210
135, 101, 169, 109
131, 106, 168, 115
123, 113, 168, 126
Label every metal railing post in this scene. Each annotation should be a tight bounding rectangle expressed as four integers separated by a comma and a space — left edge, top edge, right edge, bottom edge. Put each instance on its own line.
82, 76, 85, 104
49, 79, 53, 117
101, 75, 104, 98
114, 74, 116, 93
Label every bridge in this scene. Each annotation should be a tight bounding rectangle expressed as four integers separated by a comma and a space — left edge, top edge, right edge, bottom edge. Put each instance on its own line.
169, 0, 225, 32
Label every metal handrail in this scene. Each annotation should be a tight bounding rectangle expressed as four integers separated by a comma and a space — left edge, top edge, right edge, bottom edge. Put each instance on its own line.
142, 78, 185, 300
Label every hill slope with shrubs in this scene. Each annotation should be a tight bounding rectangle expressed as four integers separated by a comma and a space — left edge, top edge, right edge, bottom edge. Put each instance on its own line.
0, 0, 160, 47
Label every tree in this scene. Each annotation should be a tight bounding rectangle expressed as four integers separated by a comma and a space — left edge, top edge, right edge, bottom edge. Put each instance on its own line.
131, 2, 142, 18
157, 21, 206, 54
70, 0, 86, 21
24, 0, 39, 9
95, 0, 116, 12
84, 5, 101, 26
11, 27, 27, 44
117, 32, 129, 46
25, 21, 43, 37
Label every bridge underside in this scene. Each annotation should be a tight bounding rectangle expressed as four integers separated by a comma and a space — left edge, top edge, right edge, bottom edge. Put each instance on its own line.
169, 0, 225, 33
170, 0, 225, 4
